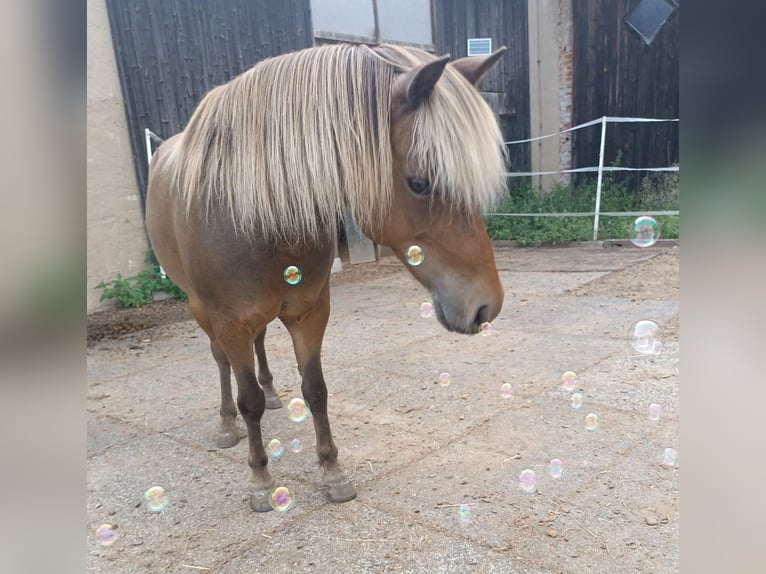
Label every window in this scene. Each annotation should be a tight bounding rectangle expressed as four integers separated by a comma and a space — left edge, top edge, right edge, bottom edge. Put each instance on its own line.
311, 0, 376, 42
624, 0, 677, 45
311, 0, 433, 48
377, 0, 432, 46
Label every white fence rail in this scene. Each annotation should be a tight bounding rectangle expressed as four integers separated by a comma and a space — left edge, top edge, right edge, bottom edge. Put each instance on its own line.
496, 116, 679, 241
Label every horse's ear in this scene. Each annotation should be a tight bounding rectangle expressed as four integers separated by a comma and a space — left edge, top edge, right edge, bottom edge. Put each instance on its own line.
396, 55, 450, 111
451, 46, 507, 86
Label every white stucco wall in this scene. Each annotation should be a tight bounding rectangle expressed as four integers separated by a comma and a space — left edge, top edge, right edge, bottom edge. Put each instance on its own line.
87, 0, 149, 311
527, 0, 574, 190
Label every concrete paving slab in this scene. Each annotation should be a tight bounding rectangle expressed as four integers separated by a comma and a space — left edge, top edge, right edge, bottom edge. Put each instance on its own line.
87, 244, 679, 573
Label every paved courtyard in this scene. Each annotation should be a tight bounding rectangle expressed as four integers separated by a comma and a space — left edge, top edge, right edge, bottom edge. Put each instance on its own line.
87, 243, 679, 573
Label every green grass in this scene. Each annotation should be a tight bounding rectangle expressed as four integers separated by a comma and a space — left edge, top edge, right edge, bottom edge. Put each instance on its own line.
484, 171, 679, 246
96, 251, 187, 308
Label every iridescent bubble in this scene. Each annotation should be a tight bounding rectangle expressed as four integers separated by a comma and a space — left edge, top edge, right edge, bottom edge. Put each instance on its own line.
629, 216, 661, 248
479, 322, 492, 337
628, 320, 662, 355
570, 392, 583, 409
419, 301, 433, 318
267, 438, 284, 459
662, 447, 678, 466
283, 265, 303, 285
438, 372, 451, 387
95, 524, 116, 546
405, 245, 424, 266
548, 458, 564, 479
519, 469, 536, 492
648, 403, 662, 421
561, 371, 577, 391
585, 413, 599, 431
269, 486, 294, 512
289, 438, 302, 453
144, 485, 168, 512
287, 397, 309, 423
457, 503, 472, 524
500, 382, 513, 399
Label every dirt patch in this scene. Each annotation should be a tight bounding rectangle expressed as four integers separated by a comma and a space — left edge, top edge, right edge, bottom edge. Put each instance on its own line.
567, 247, 679, 339
567, 248, 679, 301
87, 299, 191, 345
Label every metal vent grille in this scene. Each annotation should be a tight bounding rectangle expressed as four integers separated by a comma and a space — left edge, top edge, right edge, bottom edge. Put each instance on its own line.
467, 38, 492, 56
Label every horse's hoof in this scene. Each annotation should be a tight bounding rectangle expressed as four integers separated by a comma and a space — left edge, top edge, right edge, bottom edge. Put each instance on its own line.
265, 395, 282, 410
249, 490, 274, 512
327, 480, 357, 503
216, 430, 239, 449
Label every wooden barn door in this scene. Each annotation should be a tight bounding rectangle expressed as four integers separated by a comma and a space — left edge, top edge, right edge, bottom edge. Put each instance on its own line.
105, 0, 314, 212
572, 0, 679, 183
433, 0, 532, 174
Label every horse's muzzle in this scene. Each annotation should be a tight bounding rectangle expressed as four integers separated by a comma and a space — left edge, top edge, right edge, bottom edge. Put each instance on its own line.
432, 295, 499, 335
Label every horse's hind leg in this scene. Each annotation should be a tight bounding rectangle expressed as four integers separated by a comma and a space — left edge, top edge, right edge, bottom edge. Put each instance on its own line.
254, 327, 282, 410
210, 340, 240, 448
188, 298, 240, 449
281, 284, 357, 503
216, 321, 275, 512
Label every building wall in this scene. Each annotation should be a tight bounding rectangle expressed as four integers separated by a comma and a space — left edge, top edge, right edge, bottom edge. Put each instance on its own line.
87, 0, 148, 311
527, 0, 573, 190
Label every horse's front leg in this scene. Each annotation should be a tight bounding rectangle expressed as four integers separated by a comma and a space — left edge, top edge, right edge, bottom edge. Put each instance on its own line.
254, 326, 282, 410
281, 284, 357, 503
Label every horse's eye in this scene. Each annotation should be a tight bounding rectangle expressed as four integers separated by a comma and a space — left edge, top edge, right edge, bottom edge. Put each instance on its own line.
406, 177, 431, 196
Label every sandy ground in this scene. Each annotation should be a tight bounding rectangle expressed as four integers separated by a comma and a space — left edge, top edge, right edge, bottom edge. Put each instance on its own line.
87, 243, 679, 573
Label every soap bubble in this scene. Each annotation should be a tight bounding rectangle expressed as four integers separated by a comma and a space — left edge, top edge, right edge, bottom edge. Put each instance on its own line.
95, 524, 116, 546
648, 403, 662, 421
628, 320, 662, 355
267, 438, 284, 459
561, 371, 577, 391
548, 458, 564, 479
283, 265, 303, 285
519, 469, 536, 492
144, 486, 168, 512
662, 447, 678, 467
570, 392, 583, 409
419, 302, 433, 318
405, 245, 424, 266
289, 438, 302, 453
287, 397, 309, 423
269, 486, 294, 511
585, 413, 599, 431
438, 372, 451, 387
629, 216, 661, 247
500, 383, 513, 398
479, 322, 492, 336
457, 503, 472, 524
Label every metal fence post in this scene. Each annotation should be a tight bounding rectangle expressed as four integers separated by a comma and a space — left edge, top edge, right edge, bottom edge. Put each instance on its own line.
144, 128, 154, 168
592, 116, 608, 241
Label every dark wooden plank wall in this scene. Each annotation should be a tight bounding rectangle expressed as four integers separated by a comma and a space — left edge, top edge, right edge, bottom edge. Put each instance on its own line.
433, 0, 531, 173
573, 0, 679, 187
106, 0, 313, 211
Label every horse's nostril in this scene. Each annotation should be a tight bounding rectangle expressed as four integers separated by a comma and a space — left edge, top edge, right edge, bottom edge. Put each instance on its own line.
474, 305, 489, 328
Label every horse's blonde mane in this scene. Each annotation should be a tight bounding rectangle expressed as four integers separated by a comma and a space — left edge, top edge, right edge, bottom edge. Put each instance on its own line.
169, 43, 507, 242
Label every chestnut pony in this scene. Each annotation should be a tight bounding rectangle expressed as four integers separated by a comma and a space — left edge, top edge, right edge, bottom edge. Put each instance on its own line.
146, 43, 507, 511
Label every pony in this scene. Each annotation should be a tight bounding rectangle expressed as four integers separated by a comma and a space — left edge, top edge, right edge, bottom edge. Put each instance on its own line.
146, 43, 508, 511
